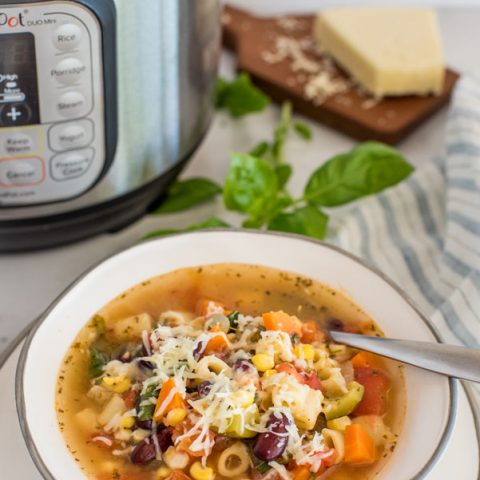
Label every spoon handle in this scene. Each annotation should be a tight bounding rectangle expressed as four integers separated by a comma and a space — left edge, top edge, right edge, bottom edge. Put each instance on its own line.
330, 331, 480, 383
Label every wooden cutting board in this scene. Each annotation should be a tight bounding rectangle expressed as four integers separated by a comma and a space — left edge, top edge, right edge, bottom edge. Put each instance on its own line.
222, 5, 459, 144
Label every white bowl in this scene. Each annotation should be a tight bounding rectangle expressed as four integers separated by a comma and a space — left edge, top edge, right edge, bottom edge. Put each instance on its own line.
16, 230, 456, 480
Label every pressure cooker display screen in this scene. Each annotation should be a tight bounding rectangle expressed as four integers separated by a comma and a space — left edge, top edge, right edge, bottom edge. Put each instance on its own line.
0, 33, 40, 127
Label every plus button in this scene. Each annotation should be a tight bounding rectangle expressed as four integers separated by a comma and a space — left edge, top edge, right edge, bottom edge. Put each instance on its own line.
6, 107, 22, 122
0, 103, 31, 126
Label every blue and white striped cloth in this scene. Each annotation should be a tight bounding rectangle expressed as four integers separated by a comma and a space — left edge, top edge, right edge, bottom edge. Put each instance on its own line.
330, 74, 480, 349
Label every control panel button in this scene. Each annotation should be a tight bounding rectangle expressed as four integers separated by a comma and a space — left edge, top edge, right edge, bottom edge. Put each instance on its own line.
52, 58, 86, 85
50, 148, 94, 181
0, 157, 44, 187
3, 132, 34, 156
49, 119, 94, 151
53, 23, 83, 51
0, 104, 32, 127
57, 91, 87, 118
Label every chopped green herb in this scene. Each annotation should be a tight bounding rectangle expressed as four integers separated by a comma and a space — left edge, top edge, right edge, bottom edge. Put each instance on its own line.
228, 311, 240, 333
89, 346, 108, 379
137, 384, 159, 421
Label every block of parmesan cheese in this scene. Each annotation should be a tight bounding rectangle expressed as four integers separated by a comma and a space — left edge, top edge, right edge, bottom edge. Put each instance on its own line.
314, 8, 445, 97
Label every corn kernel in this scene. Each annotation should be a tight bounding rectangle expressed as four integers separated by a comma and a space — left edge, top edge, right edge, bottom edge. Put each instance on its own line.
190, 461, 215, 480
120, 416, 135, 429
252, 354, 274, 372
165, 408, 187, 427
262, 369, 277, 379
294, 344, 315, 361
231, 390, 255, 408
102, 376, 131, 394
157, 466, 172, 479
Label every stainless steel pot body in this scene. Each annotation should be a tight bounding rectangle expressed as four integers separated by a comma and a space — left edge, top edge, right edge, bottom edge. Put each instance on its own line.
0, 0, 221, 221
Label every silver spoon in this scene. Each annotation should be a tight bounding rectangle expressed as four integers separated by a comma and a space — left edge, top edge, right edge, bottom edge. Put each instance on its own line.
330, 330, 480, 383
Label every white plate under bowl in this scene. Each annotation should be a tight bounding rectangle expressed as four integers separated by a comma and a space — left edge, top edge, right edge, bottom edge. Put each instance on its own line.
16, 231, 459, 479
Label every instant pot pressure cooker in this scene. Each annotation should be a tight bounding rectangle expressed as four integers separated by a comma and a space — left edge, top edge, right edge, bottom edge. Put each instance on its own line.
0, 0, 221, 251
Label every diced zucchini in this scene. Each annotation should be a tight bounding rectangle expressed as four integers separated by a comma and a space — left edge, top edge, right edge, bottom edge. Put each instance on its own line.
224, 407, 259, 438
323, 381, 364, 420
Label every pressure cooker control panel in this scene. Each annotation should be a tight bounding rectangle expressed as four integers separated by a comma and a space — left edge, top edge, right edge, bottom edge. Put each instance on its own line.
0, 1, 107, 206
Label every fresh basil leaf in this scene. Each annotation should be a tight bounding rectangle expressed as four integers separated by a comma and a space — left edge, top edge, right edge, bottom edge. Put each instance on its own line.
305, 141, 414, 207
89, 346, 109, 379
153, 178, 222, 214
142, 217, 230, 240
224, 153, 278, 216
249, 141, 270, 158
138, 384, 159, 421
275, 164, 293, 189
268, 205, 329, 240
294, 121, 312, 140
215, 73, 270, 117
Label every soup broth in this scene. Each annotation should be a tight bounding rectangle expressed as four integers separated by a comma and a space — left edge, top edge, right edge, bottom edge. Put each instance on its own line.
56, 264, 405, 480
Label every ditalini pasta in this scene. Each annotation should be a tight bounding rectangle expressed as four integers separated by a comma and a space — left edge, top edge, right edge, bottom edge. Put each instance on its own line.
56, 264, 404, 480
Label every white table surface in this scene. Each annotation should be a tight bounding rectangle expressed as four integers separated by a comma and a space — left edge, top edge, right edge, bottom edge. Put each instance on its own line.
1, 5, 480, 355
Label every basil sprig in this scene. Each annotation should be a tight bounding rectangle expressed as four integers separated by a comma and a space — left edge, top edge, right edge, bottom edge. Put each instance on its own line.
146, 78, 414, 241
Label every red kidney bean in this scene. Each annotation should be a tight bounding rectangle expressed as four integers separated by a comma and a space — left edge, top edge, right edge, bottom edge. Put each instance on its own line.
233, 358, 255, 374
253, 413, 290, 461
130, 438, 156, 464
327, 318, 344, 331
193, 340, 206, 361
156, 426, 173, 452
197, 380, 213, 397
136, 418, 153, 430
130, 427, 173, 465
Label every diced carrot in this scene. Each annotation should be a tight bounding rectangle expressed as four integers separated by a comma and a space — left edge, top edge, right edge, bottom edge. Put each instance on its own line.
166, 470, 192, 480
301, 321, 326, 344
351, 351, 379, 370
122, 389, 138, 409
276, 363, 306, 385
291, 465, 311, 480
196, 299, 225, 317
263, 311, 303, 336
204, 331, 230, 355
353, 367, 390, 417
154, 378, 184, 421
344, 424, 377, 465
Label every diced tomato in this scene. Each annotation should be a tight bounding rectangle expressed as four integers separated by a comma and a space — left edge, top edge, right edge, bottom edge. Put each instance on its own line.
302, 371, 323, 391
301, 321, 326, 344
290, 465, 311, 480
276, 363, 305, 384
277, 363, 323, 391
353, 367, 390, 416
122, 389, 138, 409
